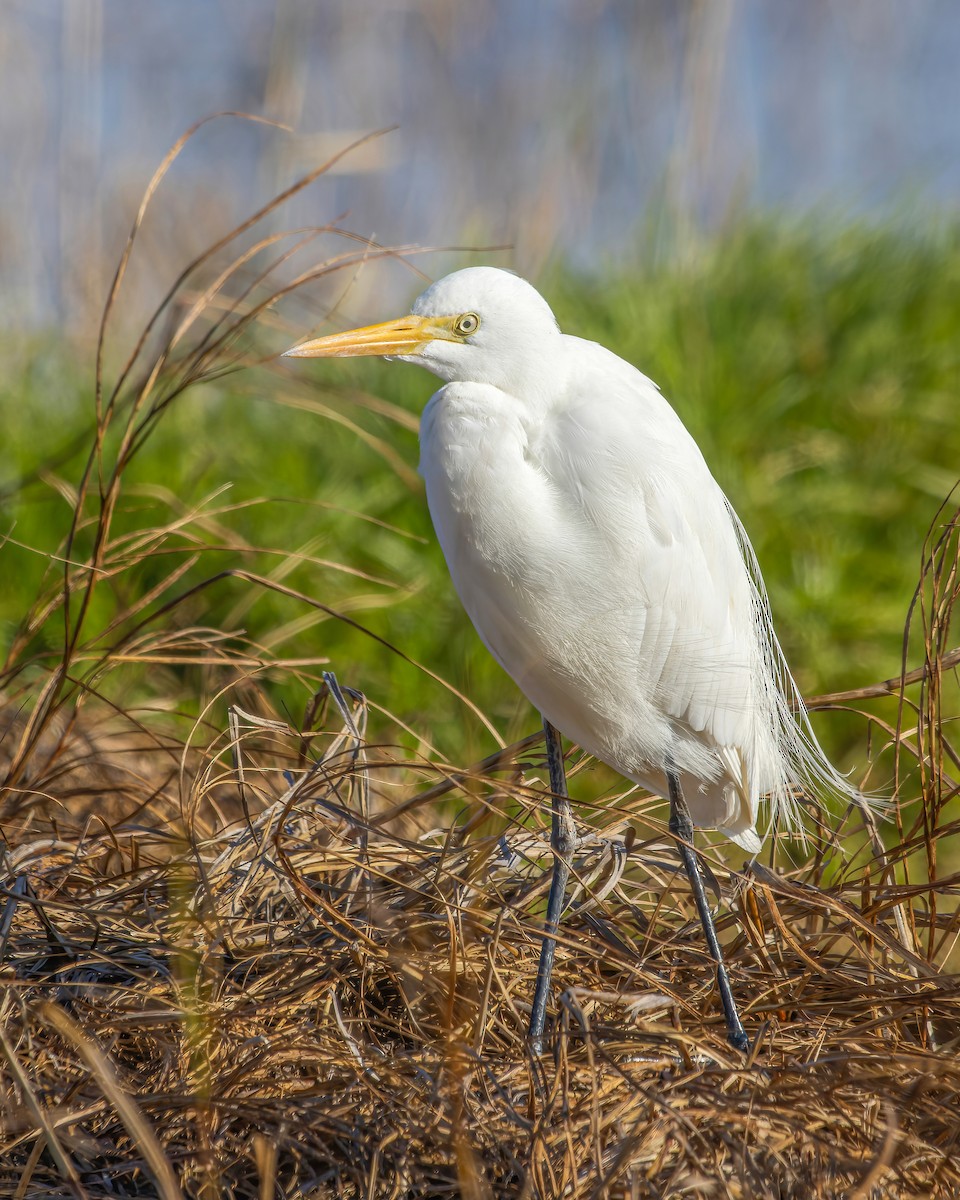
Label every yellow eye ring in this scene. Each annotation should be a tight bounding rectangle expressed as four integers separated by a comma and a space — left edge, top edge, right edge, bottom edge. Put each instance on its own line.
454, 312, 481, 337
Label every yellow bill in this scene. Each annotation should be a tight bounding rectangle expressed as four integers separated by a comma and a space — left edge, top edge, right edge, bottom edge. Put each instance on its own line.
283, 314, 459, 359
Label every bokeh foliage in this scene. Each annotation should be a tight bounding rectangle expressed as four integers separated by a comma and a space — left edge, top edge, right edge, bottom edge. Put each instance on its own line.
2, 217, 958, 773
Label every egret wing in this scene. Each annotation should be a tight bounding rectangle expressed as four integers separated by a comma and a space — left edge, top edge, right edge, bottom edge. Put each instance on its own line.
539, 340, 764, 763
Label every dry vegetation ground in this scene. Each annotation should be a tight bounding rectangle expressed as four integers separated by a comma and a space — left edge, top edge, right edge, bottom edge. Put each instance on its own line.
1, 131, 959, 1198
1, 620, 959, 1199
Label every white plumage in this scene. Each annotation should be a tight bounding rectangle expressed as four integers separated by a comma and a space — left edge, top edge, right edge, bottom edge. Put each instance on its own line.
286, 266, 853, 852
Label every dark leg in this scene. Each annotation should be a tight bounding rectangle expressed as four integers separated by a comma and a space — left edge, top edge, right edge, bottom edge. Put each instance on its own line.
528, 719, 575, 1055
667, 769, 749, 1053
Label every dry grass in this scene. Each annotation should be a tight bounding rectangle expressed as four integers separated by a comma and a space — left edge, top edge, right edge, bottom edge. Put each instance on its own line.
1, 124, 959, 1199
1, 638, 959, 1200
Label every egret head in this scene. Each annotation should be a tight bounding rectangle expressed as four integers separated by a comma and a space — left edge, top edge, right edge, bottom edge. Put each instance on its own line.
283, 267, 562, 393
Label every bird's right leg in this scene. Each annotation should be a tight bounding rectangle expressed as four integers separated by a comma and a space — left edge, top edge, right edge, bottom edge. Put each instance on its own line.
528, 719, 575, 1055
667, 769, 749, 1053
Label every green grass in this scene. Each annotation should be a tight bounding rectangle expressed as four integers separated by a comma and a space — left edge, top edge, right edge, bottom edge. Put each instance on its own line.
2, 216, 958, 774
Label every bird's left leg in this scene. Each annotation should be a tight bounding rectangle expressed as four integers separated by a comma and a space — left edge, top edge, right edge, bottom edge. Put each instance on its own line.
667, 769, 749, 1053
528, 719, 576, 1055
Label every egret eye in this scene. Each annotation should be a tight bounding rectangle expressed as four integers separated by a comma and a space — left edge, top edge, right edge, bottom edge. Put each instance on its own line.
454, 312, 481, 337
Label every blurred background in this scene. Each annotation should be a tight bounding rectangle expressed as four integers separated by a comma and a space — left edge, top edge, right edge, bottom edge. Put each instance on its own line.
1, 0, 958, 780
3, 0, 960, 336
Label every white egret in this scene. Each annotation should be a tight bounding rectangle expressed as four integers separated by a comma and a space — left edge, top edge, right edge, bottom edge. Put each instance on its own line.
284, 267, 859, 1053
